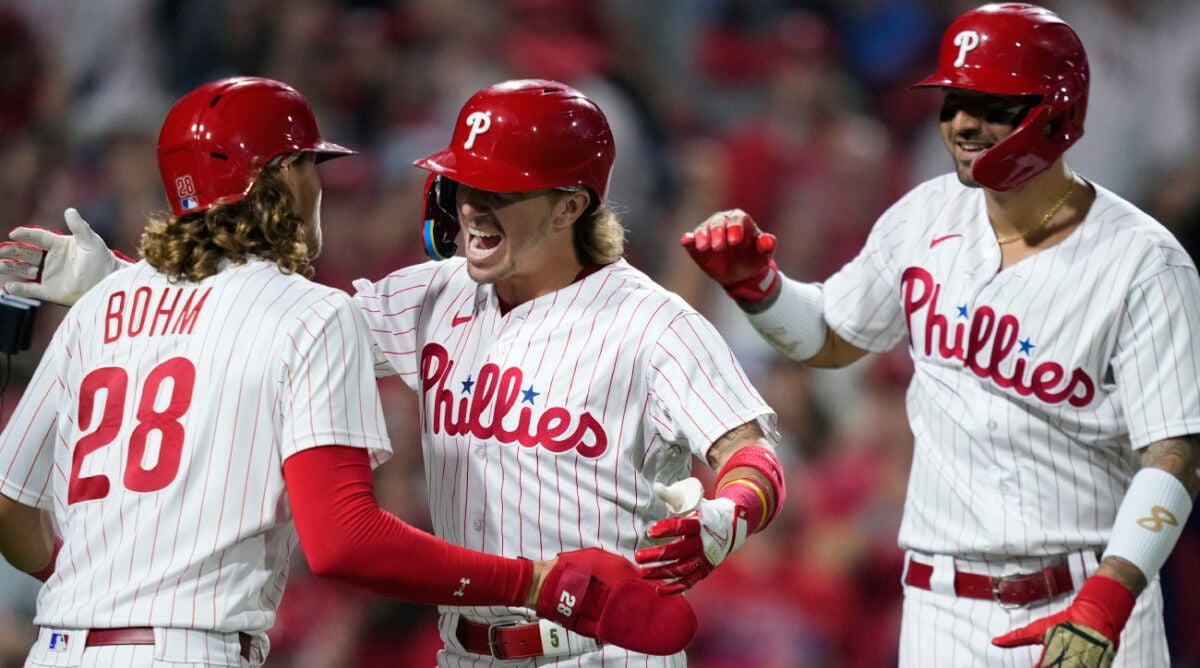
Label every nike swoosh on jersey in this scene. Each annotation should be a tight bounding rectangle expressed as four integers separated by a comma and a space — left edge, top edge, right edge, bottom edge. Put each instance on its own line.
929, 234, 962, 248
452, 314, 472, 327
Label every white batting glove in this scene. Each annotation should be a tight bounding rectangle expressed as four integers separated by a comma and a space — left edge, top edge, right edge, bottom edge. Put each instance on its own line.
0, 208, 131, 305
634, 477, 749, 594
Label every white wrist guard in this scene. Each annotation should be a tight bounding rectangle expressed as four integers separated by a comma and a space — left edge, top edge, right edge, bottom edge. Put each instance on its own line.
1102, 467, 1192, 580
743, 276, 828, 361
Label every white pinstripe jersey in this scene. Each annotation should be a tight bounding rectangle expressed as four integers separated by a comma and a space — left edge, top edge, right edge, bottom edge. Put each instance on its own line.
823, 174, 1200, 559
352, 258, 775, 664
0, 259, 391, 634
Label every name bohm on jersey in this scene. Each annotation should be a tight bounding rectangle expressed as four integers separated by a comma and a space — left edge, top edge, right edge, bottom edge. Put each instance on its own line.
103, 286, 212, 343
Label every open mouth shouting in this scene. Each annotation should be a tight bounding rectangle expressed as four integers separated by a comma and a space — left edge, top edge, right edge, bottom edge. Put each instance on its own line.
465, 224, 503, 262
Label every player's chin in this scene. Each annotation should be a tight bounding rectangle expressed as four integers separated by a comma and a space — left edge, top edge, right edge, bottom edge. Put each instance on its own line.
464, 250, 507, 284
953, 162, 984, 189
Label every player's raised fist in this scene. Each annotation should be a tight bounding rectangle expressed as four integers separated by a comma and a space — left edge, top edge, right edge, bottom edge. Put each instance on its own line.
681, 210, 779, 305
536, 547, 696, 656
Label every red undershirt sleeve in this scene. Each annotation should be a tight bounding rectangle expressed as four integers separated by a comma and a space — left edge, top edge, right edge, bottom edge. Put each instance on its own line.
283, 445, 532, 606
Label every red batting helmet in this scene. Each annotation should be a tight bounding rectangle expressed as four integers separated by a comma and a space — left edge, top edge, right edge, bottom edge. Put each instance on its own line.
157, 77, 355, 217
413, 79, 616, 259
416, 79, 615, 197
913, 3, 1088, 191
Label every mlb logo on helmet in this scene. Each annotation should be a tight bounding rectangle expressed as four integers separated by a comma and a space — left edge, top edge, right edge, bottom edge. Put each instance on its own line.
176, 174, 198, 211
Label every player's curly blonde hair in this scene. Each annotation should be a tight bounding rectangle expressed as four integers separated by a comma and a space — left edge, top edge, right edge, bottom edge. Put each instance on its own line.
573, 196, 626, 266
139, 168, 314, 282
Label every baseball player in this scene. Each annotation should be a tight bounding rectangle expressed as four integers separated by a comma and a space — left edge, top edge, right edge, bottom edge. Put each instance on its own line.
680, 4, 1199, 668
0, 77, 697, 668
0, 79, 787, 666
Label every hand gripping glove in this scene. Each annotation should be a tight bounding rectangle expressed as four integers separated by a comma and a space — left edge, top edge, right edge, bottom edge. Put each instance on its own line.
680, 209, 779, 305
634, 477, 750, 594
536, 547, 697, 656
992, 575, 1137, 668
0, 208, 131, 305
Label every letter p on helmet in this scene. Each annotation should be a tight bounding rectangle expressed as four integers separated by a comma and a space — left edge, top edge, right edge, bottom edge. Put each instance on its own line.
953, 30, 980, 67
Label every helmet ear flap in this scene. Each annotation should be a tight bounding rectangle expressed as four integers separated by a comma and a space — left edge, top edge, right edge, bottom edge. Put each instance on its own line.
972, 104, 1056, 191
422, 174, 460, 260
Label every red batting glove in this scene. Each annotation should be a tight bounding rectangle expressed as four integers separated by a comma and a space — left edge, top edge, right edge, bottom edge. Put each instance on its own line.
992, 575, 1136, 663
680, 210, 779, 305
536, 548, 696, 656
635, 479, 750, 595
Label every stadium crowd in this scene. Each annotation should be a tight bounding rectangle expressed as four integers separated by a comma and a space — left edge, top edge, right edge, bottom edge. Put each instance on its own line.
1, 1, 1198, 666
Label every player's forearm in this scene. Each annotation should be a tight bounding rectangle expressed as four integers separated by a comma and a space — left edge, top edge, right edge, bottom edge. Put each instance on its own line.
1096, 435, 1198, 596
284, 446, 533, 606
1139, 434, 1200, 497
742, 274, 868, 367
0, 493, 56, 575
706, 424, 786, 533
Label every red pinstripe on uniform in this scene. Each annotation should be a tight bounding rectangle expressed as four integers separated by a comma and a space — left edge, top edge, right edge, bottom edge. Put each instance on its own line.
351, 257, 776, 666
0, 259, 392, 647
823, 174, 1200, 666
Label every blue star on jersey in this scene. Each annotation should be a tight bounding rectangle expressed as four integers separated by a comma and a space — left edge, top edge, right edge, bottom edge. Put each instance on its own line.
522, 385, 540, 404
957, 304, 969, 318
1018, 337, 1036, 355
461, 375, 474, 394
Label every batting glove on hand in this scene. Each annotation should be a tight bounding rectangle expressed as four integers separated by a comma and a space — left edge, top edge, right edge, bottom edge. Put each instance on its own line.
680, 209, 779, 305
537, 547, 697, 656
0, 208, 131, 306
634, 477, 750, 594
992, 575, 1136, 668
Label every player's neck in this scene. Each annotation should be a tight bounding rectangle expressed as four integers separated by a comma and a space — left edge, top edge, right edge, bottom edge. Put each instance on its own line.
986, 169, 1082, 237
985, 167, 1092, 269
495, 259, 587, 312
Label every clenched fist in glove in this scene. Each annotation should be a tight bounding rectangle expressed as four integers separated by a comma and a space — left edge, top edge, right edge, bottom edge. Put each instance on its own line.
681, 209, 779, 305
634, 477, 750, 594
536, 547, 697, 656
992, 575, 1136, 667
0, 208, 131, 305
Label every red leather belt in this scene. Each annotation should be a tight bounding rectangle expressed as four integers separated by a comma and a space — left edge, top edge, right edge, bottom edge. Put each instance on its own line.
456, 618, 598, 660
905, 558, 1074, 607
85, 627, 251, 660
457, 619, 545, 660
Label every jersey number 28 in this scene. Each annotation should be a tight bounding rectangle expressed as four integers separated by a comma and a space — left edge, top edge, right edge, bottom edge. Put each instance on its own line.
68, 357, 196, 504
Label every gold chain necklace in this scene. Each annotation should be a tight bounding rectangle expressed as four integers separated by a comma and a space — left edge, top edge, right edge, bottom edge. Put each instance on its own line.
995, 171, 1078, 245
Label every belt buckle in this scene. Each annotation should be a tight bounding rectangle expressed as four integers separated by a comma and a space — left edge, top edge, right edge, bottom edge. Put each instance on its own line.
487, 620, 529, 664
990, 569, 1039, 609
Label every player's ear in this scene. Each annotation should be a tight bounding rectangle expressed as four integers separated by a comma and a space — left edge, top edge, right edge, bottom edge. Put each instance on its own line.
553, 188, 591, 230
274, 152, 306, 172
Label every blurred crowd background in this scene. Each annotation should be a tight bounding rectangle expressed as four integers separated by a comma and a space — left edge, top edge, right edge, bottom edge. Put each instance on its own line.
1, 0, 1199, 666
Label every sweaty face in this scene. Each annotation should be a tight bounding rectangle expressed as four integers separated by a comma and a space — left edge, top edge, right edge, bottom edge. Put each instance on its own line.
939, 90, 1039, 186
454, 184, 577, 294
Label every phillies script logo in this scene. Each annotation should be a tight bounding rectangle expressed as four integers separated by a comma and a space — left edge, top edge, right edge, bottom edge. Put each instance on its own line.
420, 343, 608, 456
901, 267, 1095, 407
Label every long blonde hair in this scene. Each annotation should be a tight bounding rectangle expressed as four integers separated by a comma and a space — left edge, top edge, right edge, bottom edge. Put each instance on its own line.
573, 196, 626, 265
140, 168, 313, 282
